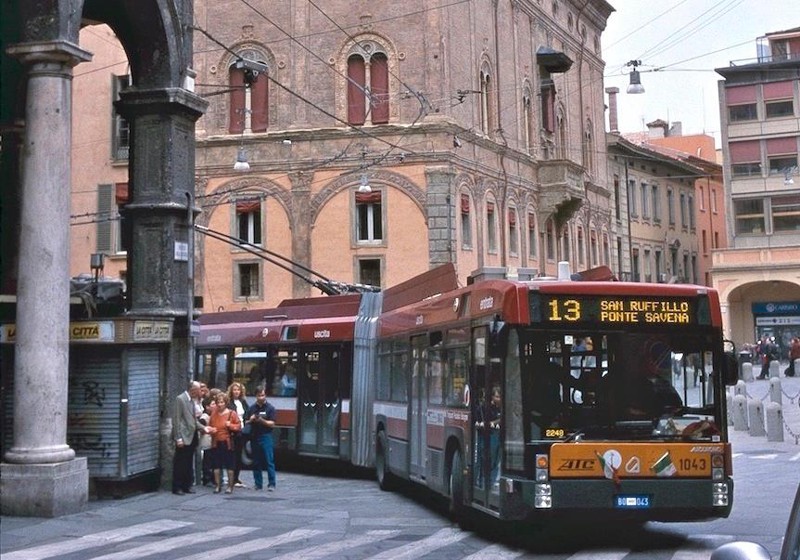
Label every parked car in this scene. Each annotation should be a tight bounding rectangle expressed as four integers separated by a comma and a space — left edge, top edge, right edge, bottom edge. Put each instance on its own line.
711, 483, 800, 560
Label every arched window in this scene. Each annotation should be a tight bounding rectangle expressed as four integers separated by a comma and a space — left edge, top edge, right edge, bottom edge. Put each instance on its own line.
229, 54, 269, 134
583, 120, 594, 174
486, 199, 498, 253
460, 192, 473, 249
522, 88, 534, 153
480, 66, 495, 135
347, 44, 390, 126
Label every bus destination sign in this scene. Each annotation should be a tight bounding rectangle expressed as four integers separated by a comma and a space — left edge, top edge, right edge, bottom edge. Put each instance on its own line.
541, 295, 697, 325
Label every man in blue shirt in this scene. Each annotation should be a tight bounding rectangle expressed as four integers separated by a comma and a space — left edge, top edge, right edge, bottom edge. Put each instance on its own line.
246, 386, 277, 491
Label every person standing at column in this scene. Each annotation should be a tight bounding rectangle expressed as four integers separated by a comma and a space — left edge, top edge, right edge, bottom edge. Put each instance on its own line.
172, 380, 205, 495
246, 386, 277, 491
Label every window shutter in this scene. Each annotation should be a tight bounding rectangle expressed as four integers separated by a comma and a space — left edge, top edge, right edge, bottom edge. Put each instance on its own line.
460, 194, 470, 214
97, 184, 113, 253
229, 67, 246, 134
509, 210, 516, 225
235, 199, 261, 213
355, 190, 382, 204
729, 140, 760, 163
347, 55, 366, 125
763, 81, 793, 100
725, 85, 757, 104
528, 213, 535, 230
370, 53, 389, 125
251, 75, 269, 132
766, 137, 797, 156
115, 182, 129, 205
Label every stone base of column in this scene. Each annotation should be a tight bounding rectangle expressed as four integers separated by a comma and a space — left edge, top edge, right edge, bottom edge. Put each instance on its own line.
0, 457, 89, 517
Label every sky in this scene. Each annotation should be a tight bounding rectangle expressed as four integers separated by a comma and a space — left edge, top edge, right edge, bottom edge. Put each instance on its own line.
601, 0, 799, 146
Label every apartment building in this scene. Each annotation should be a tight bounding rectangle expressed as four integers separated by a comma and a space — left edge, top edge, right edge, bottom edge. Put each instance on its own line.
713, 27, 800, 351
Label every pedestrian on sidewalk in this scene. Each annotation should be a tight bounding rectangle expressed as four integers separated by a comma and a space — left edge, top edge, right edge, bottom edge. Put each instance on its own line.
209, 392, 242, 494
172, 380, 206, 495
247, 386, 277, 491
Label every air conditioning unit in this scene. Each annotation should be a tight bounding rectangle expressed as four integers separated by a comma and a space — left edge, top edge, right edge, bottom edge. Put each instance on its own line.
659, 273, 668, 283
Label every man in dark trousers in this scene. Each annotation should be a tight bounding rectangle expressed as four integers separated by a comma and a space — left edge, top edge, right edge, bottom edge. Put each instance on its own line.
172, 380, 205, 495
246, 386, 277, 491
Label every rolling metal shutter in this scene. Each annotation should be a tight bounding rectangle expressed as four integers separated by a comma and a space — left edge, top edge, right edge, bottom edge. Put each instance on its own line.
123, 347, 161, 477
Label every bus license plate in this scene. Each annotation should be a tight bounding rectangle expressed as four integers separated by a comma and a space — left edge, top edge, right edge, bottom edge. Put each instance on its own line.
615, 495, 651, 509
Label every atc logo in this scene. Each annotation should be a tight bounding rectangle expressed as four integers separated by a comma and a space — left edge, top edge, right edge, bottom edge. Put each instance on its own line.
557, 458, 596, 471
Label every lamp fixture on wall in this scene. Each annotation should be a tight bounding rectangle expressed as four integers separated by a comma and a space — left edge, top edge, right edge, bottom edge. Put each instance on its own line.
234, 147, 250, 172
357, 173, 371, 194
626, 60, 645, 94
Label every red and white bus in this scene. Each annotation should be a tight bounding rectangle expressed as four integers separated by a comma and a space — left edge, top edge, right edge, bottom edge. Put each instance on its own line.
371, 267, 738, 522
195, 264, 458, 464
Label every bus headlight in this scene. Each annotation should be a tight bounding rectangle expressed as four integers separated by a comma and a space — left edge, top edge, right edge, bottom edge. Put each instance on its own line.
712, 482, 729, 506
534, 483, 552, 508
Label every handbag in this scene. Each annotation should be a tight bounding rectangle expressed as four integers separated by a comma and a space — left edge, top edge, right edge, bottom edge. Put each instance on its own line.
241, 421, 252, 437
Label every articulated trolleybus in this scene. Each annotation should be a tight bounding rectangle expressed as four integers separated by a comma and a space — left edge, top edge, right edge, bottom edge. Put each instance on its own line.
372, 265, 738, 523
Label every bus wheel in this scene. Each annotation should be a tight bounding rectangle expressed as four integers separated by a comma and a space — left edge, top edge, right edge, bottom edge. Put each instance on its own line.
448, 448, 464, 517
375, 430, 395, 491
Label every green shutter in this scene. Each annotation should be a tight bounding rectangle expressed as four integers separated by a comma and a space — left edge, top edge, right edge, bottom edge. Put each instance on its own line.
97, 184, 113, 252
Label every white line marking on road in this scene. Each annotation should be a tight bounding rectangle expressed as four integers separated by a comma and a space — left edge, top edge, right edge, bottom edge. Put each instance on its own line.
566, 551, 630, 560
463, 542, 525, 559
365, 527, 469, 560
175, 529, 325, 560
670, 550, 713, 560
2, 520, 193, 560
91, 525, 254, 560
752, 454, 778, 460
790, 452, 800, 461
268, 529, 400, 560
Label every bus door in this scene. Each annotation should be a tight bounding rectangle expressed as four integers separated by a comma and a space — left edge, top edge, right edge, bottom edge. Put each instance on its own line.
470, 326, 504, 507
409, 335, 428, 480
297, 347, 341, 457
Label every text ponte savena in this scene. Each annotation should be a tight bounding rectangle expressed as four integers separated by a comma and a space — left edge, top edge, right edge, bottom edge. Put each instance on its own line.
599, 300, 690, 323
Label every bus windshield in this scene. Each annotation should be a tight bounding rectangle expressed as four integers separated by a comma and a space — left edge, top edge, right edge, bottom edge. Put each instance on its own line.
519, 329, 721, 442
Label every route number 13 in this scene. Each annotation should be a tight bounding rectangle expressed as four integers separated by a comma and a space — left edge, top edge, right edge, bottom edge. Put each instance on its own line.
548, 299, 581, 321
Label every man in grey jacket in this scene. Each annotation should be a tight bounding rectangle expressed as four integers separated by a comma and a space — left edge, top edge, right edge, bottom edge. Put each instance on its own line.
172, 380, 204, 495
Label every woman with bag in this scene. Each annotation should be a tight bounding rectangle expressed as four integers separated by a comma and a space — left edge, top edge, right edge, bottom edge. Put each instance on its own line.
208, 392, 242, 494
227, 382, 250, 488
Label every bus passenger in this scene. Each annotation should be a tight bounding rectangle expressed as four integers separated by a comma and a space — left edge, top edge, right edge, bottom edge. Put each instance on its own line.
487, 387, 502, 486
280, 365, 297, 397
474, 387, 502, 487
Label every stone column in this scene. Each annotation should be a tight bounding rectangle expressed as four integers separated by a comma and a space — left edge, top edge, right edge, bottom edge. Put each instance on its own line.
115, 88, 206, 489
1, 40, 92, 517
290, 171, 312, 298
425, 166, 456, 267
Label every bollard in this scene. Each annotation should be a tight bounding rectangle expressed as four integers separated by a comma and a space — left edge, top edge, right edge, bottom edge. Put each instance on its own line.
726, 392, 734, 425
741, 362, 754, 382
765, 402, 784, 442
769, 377, 783, 405
732, 394, 748, 431
734, 379, 747, 397
769, 359, 780, 379
747, 398, 766, 437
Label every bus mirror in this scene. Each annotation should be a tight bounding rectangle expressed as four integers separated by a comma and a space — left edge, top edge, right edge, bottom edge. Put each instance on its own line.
488, 315, 507, 358
723, 351, 739, 386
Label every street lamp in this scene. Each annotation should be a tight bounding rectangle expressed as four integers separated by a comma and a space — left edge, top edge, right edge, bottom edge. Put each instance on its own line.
626, 60, 645, 94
